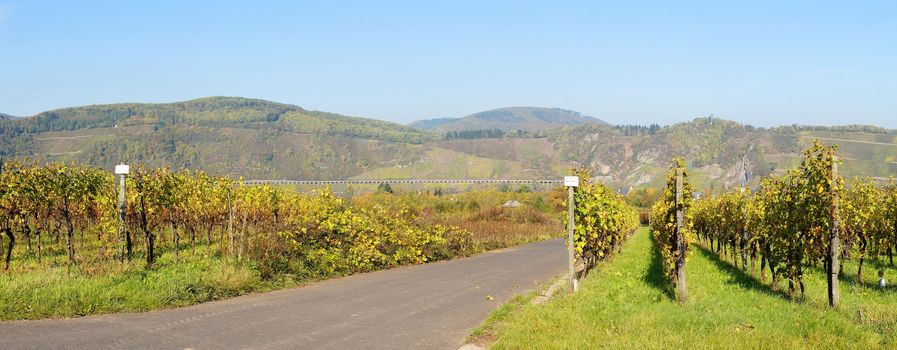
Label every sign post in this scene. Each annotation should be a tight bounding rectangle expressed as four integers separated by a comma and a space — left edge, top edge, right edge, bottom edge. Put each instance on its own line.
565, 176, 579, 293
114, 164, 129, 261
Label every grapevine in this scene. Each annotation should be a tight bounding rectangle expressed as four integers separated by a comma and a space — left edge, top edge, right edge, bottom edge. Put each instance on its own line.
571, 169, 639, 275
649, 157, 693, 302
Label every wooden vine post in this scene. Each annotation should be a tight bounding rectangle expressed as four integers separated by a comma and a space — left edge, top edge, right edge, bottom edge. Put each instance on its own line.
741, 190, 749, 272
227, 185, 235, 258
675, 167, 688, 303
740, 154, 749, 272
828, 155, 841, 308
565, 175, 580, 293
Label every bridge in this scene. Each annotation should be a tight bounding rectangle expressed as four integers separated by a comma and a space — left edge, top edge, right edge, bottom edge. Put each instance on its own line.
244, 179, 566, 185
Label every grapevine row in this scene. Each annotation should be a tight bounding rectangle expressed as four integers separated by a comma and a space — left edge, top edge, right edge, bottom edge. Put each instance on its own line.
649, 158, 694, 302
0, 160, 475, 277
692, 140, 896, 302
572, 169, 640, 276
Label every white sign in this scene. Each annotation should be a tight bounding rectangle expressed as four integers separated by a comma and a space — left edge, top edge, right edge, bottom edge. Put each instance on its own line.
564, 176, 580, 187
114, 164, 130, 175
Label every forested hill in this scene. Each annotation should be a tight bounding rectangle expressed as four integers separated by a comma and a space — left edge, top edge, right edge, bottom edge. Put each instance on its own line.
0, 113, 16, 120
412, 107, 608, 134
0, 97, 432, 179
3, 97, 429, 144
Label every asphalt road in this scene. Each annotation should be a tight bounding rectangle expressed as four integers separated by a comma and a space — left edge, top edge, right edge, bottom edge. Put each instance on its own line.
0, 238, 566, 350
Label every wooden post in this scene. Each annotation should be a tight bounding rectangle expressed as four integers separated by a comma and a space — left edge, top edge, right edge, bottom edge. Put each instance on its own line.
740, 155, 749, 272
227, 186, 234, 258
675, 167, 688, 303
741, 202, 749, 272
829, 155, 841, 308
117, 173, 126, 261
567, 185, 577, 293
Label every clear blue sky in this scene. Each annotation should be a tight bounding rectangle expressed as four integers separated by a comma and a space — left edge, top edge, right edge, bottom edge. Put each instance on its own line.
1, 1, 895, 127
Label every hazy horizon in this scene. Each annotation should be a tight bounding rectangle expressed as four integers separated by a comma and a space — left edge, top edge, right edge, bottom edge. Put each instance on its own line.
1, 1, 895, 128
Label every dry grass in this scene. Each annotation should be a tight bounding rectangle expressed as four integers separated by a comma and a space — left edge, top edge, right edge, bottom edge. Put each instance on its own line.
431, 206, 563, 250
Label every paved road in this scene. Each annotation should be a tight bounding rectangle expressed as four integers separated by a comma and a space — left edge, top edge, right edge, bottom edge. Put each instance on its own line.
0, 239, 566, 350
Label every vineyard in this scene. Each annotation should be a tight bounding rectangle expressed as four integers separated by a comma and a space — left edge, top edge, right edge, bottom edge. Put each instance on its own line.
690, 140, 896, 302
0, 160, 565, 319
481, 141, 896, 349
0, 161, 479, 273
6, 138, 897, 347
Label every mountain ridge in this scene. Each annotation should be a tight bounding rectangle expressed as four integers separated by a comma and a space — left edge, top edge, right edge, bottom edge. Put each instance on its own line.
413, 106, 608, 134
407, 117, 458, 130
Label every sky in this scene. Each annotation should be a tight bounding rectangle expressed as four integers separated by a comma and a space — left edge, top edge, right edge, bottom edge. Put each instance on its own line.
0, 1, 895, 127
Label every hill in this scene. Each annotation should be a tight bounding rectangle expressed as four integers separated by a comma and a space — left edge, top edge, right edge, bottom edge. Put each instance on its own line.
0, 97, 433, 179
547, 119, 897, 191
0, 113, 16, 120
415, 107, 607, 134
2, 98, 896, 191
6, 97, 429, 143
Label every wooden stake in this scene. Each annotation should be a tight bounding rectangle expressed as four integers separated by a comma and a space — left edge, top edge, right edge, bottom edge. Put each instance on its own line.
675, 167, 688, 303
829, 155, 841, 308
227, 187, 234, 258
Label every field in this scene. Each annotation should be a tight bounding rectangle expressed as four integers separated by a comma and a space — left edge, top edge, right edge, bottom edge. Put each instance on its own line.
409, 190, 566, 249
482, 228, 897, 349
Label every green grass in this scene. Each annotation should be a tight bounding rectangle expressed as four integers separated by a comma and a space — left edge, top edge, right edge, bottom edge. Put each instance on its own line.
468, 292, 540, 345
0, 248, 283, 320
488, 228, 897, 349
467, 275, 566, 346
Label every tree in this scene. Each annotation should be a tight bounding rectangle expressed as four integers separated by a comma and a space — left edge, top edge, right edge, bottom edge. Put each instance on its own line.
377, 182, 394, 194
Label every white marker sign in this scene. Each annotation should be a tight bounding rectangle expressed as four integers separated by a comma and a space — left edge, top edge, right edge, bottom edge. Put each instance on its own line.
564, 176, 580, 187
114, 164, 130, 175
